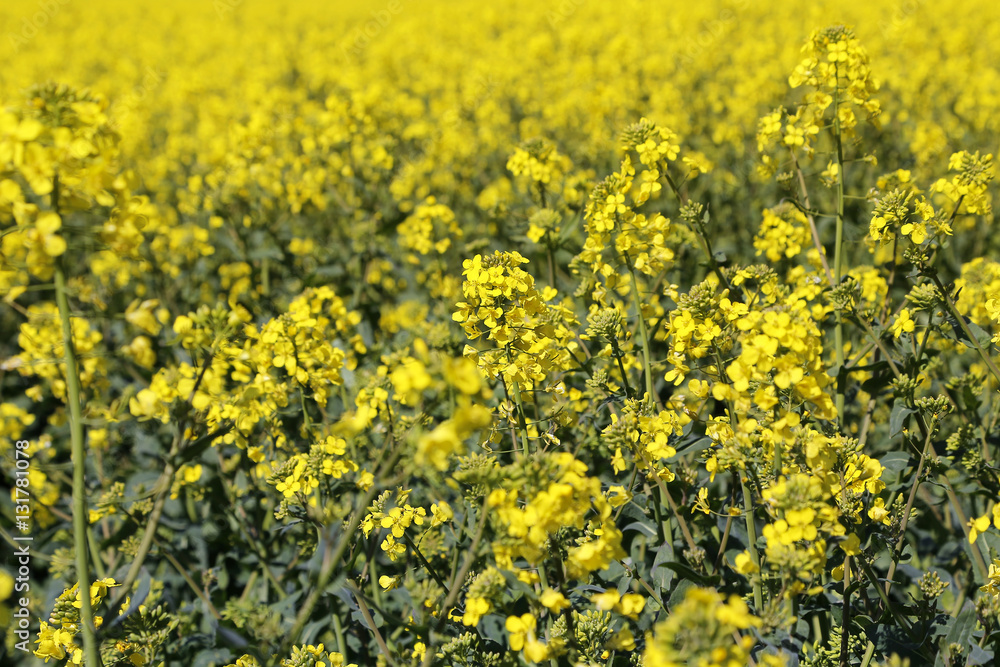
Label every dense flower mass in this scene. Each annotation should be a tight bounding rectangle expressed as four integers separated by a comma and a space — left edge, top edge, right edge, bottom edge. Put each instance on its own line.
2, 1, 1000, 666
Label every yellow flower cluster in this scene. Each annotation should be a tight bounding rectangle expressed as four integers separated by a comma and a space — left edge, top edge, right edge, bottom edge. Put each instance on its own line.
34, 578, 121, 664
643, 587, 781, 667
933, 151, 995, 218
250, 287, 360, 406
754, 206, 813, 263
507, 138, 572, 191
455, 250, 574, 387
602, 398, 681, 479
398, 196, 462, 259
578, 140, 678, 294
4, 2, 1000, 666
867, 156, 991, 246
225, 643, 357, 667
0, 84, 140, 289
16, 303, 106, 401
415, 402, 493, 470
360, 490, 453, 563
128, 287, 361, 456
268, 436, 357, 500
455, 251, 545, 346
486, 453, 625, 578
983, 560, 1000, 603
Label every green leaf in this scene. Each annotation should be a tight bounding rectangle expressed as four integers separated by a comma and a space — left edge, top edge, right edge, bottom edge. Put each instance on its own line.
674, 435, 713, 456
175, 424, 234, 466
935, 605, 976, 667
104, 568, 152, 631
859, 362, 893, 393
650, 542, 675, 592
622, 521, 657, 537
889, 402, 915, 439
880, 451, 911, 475
192, 648, 234, 667
669, 578, 697, 607
967, 643, 994, 666
943, 312, 993, 349
662, 562, 720, 587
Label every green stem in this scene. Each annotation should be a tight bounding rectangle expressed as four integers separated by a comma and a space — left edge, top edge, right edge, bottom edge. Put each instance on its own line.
215, 451, 287, 598
401, 532, 448, 592
885, 428, 932, 596
812, 615, 823, 651
434, 498, 488, 633
942, 477, 990, 583
161, 546, 222, 619
714, 513, 734, 573
858, 557, 935, 664
645, 461, 696, 553
858, 318, 902, 378
930, 273, 1000, 388
280, 443, 404, 660
422, 499, 489, 667
510, 377, 531, 457
915, 309, 934, 371
660, 168, 731, 291
650, 483, 668, 546
613, 464, 641, 523
546, 242, 557, 288
859, 642, 877, 667
840, 556, 851, 667
625, 257, 655, 406
740, 474, 764, 611
239, 570, 258, 603
347, 580, 396, 667
693, 215, 732, 293
790, 149, 835, 286
534, 566, 561, 667
773, 436, 782, 480
111, 458, 175, 615
832, 73, 847, 426
55, 257, 103, 667
858, 556, 913, 635
331, 604, 348, 657
347, 581, 399, 667
87, 529, 106, 579
611, 340, 634, 399
619, 560, 666, 611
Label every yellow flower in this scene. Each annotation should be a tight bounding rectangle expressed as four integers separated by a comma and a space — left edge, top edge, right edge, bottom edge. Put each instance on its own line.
891, 309, 915, 338
607, 627, 636, 651
89, 577, 120, 604
505, 613, 548, 662
644, 588, 760, 667
969, 513, 991, 544
868, 498, 891, 525
591, 589, 620, 611
539, 588, 570, 614
462, 596, 491, 626
125, 299, 164, 335
982, 559, 1000, 600
0, 569, 13, 601
735, 551, 759, 574
840, 533, 861, 555
34, 622, 72, 663
380, 536, 405, 561
617, 593, 645, 619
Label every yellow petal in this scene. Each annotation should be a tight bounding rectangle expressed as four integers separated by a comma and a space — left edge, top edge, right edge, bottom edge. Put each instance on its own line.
44, 234, 67, 257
